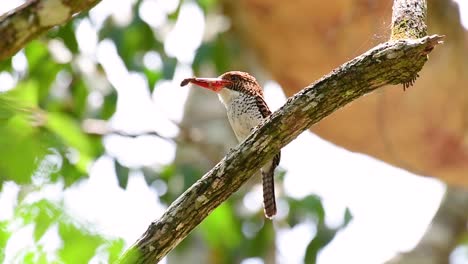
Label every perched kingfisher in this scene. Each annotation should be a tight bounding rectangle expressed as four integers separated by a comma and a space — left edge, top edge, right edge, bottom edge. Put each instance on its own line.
181, 71, 280, 218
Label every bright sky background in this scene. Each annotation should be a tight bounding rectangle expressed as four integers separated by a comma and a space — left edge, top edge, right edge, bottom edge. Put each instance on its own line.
0, 1, 467, 263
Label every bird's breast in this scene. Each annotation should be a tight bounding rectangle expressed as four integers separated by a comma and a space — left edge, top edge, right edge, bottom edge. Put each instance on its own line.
226, 95, 264, 142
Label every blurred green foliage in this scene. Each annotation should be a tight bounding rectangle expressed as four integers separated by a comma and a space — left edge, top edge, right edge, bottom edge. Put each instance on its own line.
0, 0, 352, 263
11, 199, 124, 263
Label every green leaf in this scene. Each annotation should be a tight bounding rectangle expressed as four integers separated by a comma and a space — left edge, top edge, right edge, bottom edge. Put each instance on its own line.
24, 40, 62, 101
304, 231, 333, 264
162, 57, 177, 80
52, 22, 79, 54
212, 36, 232, 73
61, 157, 86, 187
0, 221, 10, 263
141, 167, 156, 186
196, 0, 217, 13
158, 164, 176, 181
22, 250, 38, 264
302, 195, 325, 221
114, 159, 130, 189
11, 199, 123, 263
58, 222, 103, 264
70, 78, 89, 119
144, 68, 162, 92
287, 195, 325, 227
25, 41, 48, 71
192, 42, 212, 73
303, 205, 353, 264
242, 219, 275, 259
343, 208, 353, 227
0, 95, 26, 121
193, 35, 235, 74
46, 112, 96, 157
0, 57, 12, 72
0, 120, 48, 184
105, 239, 126, 263
33, 201, 61, 241
99, 17, 160, 70
7, 80, 39, 107
100, 90, 117, 120
199, 203, 241, 249
15, 200, 61, 242
167, 3, 181, 21
178, 164, 203, 190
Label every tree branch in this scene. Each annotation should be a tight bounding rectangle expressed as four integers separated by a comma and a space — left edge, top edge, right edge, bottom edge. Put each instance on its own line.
118, 0, 443, 262
391, 0, 427, 40
0, 0, 102, 61
118, 34, 444, 264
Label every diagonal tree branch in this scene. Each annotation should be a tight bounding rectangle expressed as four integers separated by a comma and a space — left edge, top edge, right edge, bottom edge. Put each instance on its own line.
117, 32, 444, 264
118, 36, 443, 263
118, 0, 443, 263
0, 0, 102, 61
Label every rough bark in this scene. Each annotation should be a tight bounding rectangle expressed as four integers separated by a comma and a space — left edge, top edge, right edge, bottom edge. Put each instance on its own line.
117, 30, 443, 263
386, 187, 468, 264
0, 0, 102, 61
224, 0, 468, 187
391, 0, 427, 39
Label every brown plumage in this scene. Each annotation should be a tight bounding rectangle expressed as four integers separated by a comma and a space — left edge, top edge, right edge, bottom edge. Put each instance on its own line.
181, 71, 280, 218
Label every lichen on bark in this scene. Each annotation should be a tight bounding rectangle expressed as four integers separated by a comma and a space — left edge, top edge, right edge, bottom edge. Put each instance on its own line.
391, 0, 427, 39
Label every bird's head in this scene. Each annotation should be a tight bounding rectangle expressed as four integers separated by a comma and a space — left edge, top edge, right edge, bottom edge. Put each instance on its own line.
181, 71, 262, 96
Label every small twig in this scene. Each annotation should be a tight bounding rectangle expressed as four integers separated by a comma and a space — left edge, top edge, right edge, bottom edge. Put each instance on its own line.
112, 130, 177, 143
81, 118, 222, 164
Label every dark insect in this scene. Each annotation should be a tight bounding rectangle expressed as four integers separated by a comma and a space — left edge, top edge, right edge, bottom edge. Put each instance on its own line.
180, 78, 195, 86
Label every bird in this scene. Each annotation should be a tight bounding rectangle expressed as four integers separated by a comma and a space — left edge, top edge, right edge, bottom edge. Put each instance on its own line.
181, 71, 280, 219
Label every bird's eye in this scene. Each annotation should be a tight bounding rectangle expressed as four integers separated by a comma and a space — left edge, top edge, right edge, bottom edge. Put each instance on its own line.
231, 75, 239, 81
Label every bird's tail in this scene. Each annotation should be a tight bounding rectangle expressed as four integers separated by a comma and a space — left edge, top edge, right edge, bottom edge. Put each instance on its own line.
262, 166, 277, 218
262, 153, 280, 219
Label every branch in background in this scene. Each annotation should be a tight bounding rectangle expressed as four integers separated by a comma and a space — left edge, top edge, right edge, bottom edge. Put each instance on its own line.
82, 118, 177, 143
386, 187, 468, 264
82, 119, 223, 164
0, 0, 102, 61
114, 0, 443, 262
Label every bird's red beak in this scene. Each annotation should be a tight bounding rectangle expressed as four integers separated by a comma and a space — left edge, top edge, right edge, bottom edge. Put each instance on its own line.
180, 77, 232, 92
